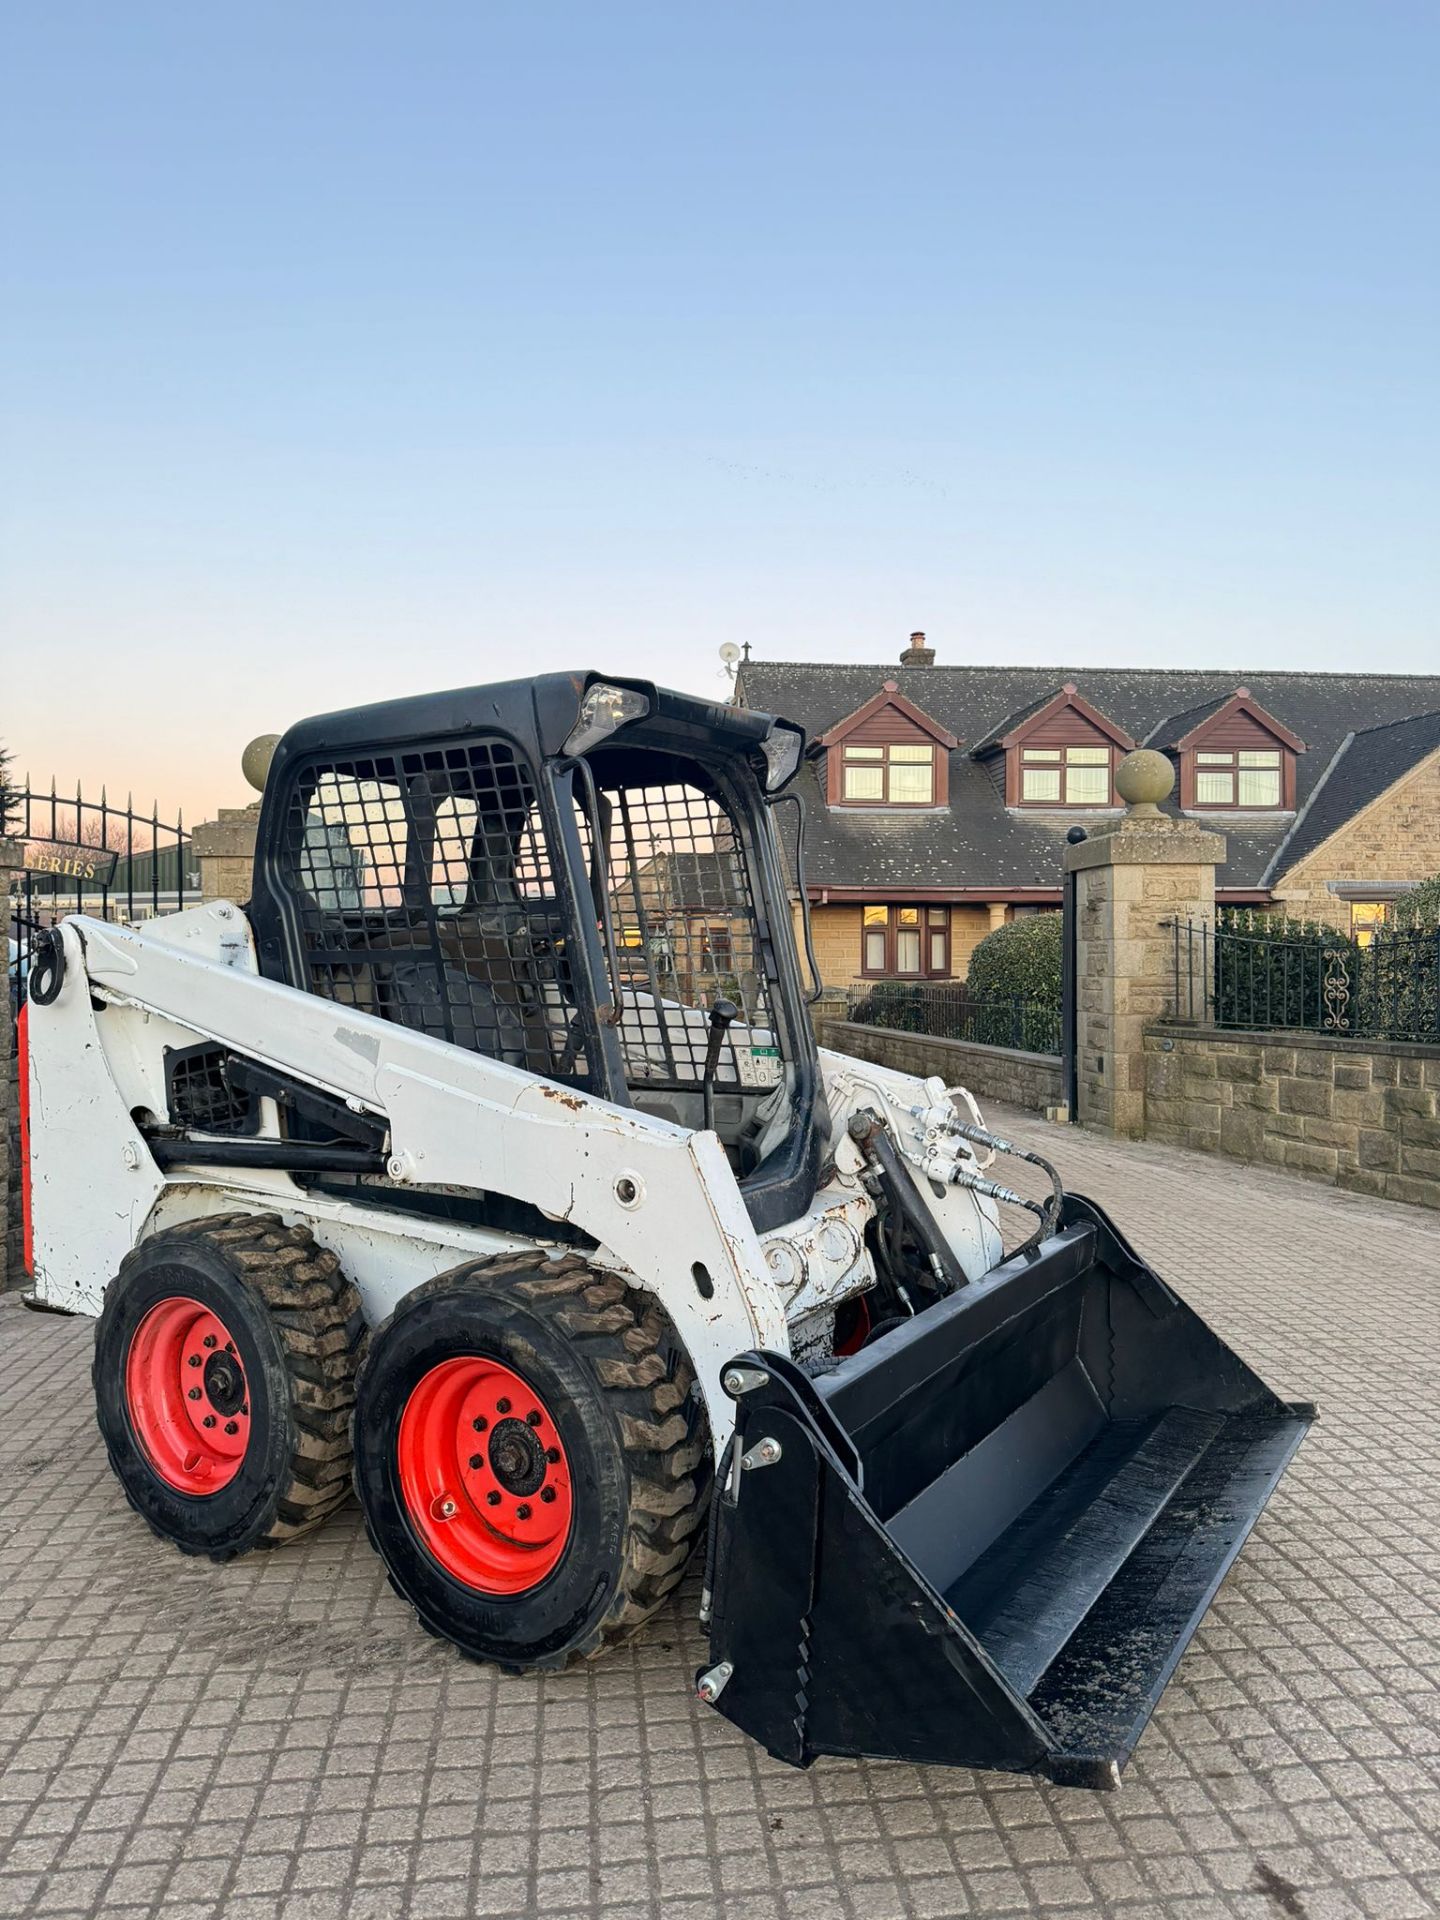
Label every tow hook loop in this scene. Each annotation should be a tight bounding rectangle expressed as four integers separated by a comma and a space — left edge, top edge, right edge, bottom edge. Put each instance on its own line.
28, 927, 67, 1007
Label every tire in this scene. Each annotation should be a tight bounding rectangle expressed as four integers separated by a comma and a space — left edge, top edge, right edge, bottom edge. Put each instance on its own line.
93, 1213, 365, 1560
352, 1251, 710, 1672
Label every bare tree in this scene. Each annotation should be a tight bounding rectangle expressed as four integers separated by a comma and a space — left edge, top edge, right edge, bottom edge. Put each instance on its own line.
0, 744, 16, 838
25, 801, 154, 857
75, 810, 155, 857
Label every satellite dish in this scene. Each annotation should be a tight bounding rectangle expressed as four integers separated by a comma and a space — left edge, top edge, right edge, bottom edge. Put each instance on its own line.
718, 642, 742, 665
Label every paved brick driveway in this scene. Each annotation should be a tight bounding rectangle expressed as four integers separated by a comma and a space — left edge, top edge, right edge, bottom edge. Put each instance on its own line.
1, 1112, 1438, 1920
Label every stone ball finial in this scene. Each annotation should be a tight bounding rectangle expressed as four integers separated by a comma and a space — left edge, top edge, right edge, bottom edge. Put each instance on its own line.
241, 734, 281, 795
1115, 748, 1174, 816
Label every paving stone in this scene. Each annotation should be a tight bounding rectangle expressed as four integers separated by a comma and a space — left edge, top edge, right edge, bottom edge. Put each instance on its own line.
1, 1109, 1438, 1917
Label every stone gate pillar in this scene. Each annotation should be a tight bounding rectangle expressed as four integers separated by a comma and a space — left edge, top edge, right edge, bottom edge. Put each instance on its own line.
189, 732, 280, 905
1063, 753, 1225, 1137
190, 806, 261, 904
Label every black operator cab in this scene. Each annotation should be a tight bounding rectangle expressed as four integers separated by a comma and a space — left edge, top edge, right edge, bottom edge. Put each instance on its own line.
248, 671, 823, 1233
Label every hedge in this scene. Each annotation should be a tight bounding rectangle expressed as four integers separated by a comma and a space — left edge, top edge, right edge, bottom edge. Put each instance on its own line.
1213, 909, 1353, 1031
964, 912, 1063, 1010
0, 742, 16, 838
1393, 872, 1440, 930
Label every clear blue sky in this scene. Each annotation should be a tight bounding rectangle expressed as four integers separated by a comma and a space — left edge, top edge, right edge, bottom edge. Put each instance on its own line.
3, 2, 1436, 820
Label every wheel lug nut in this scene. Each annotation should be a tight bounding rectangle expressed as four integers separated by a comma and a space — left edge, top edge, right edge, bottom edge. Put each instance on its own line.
224, 1421, 238, 1435
225, 1341, 235, 1354
472, 1416, 488, 1433
203, 1334, 217, 1349
516, 1504, 531, 1520
188, 1386, 202, 1400
240, 1403, 248, 1416
188, 1354, 201, 1368
469, 1454, 483, 1470
486, 1491, 501, 1507
496, 1397, 511, 1414
203, 1415, 216, 1428
540, 1487, 556, 1504
526, 1410, 542, 1427
545, 1447, 560, 1463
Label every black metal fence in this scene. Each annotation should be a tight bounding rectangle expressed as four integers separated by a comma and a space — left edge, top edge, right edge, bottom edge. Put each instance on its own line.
846, 981, 1062, 1056
7, 781, 195, 1012
1167, 916, 1439, 1044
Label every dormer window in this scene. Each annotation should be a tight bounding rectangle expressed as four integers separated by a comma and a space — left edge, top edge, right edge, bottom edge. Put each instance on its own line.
1193, 748, 1282, 809
821, 680, 959, 809
1020, 743, 1113, 806
1148, 689, 1305, 813
973, 683, 1135, 809
842, 741, 937, 805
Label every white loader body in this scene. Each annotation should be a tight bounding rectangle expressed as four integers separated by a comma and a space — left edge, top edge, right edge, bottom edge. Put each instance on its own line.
19, 667, 1312, 1786
27, 900, 1002, 1444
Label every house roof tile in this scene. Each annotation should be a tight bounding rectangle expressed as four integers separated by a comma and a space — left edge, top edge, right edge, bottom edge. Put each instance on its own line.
1141, 695, 1230, 750
967, 687, 1062, 755
1262, 708, 1440, 882
738, 661, 1440, 893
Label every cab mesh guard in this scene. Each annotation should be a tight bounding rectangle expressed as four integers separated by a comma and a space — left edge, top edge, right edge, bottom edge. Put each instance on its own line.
701, 1194, 1312, 1787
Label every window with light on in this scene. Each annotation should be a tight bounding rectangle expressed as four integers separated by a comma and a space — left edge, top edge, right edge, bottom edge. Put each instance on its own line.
862, 904, 950, 976
1350, 901, 1389, 947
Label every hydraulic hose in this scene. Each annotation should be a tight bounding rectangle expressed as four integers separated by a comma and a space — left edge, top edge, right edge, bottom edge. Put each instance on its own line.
848, 1110, 970, 1292
771, 793, 823, 1004
946, 1119, 1066, 1260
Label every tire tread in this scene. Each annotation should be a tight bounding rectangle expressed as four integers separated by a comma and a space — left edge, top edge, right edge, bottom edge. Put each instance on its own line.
359, 1250, 711, 1671
94, 1212, 364, 1560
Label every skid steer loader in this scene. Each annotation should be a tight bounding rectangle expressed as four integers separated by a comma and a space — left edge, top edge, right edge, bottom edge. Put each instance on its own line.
20, 672, 1311, 1786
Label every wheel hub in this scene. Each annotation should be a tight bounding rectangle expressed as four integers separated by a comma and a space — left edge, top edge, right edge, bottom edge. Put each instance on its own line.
125, 1296, 252, 1494
487, 1417, 546, 1497
396, 1355, 574, 1595
203, 1349, 247, 1416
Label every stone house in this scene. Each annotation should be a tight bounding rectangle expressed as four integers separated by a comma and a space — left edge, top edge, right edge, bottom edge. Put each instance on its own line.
620, 847, 757, 1004
739, 636, 1440, 990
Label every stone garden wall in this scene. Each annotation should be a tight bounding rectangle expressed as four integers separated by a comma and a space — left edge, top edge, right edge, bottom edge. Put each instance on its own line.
814, 1015, 1063, 1114
1144, 1024, 1440, 1211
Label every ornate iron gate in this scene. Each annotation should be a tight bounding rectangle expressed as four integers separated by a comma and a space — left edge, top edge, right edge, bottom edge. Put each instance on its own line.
3, 781, 193, 1290
7, 781, 195, 1009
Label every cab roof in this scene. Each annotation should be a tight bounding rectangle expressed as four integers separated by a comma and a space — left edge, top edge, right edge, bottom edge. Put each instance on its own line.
275, 670, 782, 769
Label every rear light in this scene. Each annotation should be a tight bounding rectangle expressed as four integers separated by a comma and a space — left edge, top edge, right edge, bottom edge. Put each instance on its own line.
16, 1003, 32, 1278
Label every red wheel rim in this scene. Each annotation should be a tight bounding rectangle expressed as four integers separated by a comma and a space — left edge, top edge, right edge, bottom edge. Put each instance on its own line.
397, 1357, 574, 1595
125, 1295, 252, 1494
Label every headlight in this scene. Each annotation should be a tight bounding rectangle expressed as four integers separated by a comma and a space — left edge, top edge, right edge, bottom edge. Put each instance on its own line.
564, 682, 651, 757
759, 724, 803, 792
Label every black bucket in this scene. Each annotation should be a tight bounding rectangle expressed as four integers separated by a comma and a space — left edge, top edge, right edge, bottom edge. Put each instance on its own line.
700, 1194, 1313, 1787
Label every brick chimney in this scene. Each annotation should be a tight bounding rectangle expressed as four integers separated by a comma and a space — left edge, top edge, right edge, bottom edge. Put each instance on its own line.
899, 630, 935, 667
